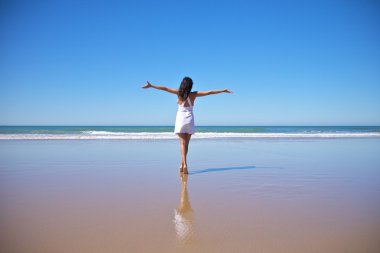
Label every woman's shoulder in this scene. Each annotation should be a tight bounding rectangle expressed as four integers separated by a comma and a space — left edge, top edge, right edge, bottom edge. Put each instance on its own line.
189, 92, 197, 104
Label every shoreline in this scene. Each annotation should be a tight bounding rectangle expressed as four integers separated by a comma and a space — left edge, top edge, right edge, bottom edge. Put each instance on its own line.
1, 133, 380, 140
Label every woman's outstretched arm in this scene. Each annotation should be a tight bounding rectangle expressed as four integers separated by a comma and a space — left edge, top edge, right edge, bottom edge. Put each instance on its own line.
196, 89, 233, 97
141, 81, 178, 94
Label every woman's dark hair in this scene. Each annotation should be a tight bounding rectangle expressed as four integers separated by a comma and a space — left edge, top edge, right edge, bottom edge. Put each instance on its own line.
178, 77, 193, 100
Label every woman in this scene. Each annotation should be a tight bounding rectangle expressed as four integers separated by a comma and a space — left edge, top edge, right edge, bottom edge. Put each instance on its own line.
142, 77, 232, 174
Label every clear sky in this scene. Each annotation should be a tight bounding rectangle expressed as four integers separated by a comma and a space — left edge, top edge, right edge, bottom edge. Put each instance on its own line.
1, 0, 379, 126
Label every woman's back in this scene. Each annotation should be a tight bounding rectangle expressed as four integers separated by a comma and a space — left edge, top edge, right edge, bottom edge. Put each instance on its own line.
177, 92, 196, 107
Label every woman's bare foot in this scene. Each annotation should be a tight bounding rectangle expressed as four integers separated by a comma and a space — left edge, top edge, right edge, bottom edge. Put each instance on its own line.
183, 166, 189, 174
180, 164, 184, 173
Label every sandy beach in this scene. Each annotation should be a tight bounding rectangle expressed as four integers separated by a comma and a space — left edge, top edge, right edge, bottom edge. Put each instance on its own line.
1, 138, 379, 253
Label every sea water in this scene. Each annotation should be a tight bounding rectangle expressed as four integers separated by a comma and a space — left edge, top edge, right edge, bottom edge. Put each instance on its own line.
0, 126, 379, 140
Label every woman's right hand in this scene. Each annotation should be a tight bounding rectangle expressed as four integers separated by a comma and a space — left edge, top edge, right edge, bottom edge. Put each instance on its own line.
142, 81, 152, 89
224, 89, 233, 93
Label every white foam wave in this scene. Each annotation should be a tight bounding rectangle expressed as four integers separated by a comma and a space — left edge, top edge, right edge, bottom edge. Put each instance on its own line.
0, 132, 380, 140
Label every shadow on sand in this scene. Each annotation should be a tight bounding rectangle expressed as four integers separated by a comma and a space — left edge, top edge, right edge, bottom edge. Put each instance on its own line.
189, 165, 257, 175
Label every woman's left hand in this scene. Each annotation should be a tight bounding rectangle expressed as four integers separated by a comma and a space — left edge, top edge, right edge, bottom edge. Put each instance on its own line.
142, 81, 152, 89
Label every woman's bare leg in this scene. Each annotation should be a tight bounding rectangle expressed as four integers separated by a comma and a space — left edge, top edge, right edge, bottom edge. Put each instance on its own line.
185, 134, 192, 156
178, 134, 187, 173
183, 134, 192, 174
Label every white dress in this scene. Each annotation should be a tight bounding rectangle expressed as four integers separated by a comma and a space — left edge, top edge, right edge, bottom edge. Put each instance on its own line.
174, 97, 194, 134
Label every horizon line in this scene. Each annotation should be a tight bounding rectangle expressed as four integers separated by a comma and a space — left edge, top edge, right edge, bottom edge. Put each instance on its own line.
0, 125, 379, 127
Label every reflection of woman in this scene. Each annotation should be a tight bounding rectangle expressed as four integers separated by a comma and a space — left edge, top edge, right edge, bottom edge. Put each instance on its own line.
173, 174, 194, 243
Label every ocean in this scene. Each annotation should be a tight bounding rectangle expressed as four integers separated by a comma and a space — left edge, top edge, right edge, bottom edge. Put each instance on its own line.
0, 126, 379, 140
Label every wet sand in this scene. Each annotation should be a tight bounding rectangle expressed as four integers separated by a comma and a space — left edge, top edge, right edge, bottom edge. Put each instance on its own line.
1, 139, 380, 252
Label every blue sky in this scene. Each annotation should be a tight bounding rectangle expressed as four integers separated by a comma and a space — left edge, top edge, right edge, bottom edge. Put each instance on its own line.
1, 0, 379, 126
